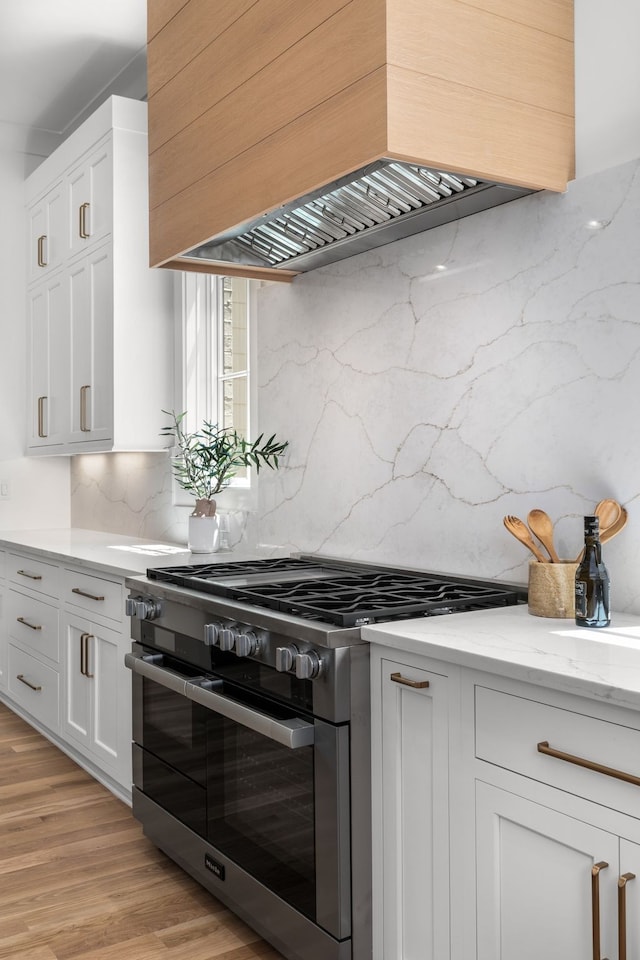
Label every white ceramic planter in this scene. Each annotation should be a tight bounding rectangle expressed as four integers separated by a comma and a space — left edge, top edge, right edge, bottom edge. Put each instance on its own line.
188, 514, 220, 554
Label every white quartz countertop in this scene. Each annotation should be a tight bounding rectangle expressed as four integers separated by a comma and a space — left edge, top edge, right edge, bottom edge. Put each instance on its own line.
363, 604, 640, 711
0, 528, 280, 579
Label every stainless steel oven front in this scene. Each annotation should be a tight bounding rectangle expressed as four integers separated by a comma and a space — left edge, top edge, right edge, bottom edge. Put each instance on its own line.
126, 619, 356, 960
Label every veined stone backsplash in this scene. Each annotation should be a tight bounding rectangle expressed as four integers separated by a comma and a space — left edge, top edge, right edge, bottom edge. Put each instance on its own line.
72, 156, 640, 612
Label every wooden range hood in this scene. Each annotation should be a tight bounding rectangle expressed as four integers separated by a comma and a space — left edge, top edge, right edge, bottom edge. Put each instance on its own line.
147, 0, 574, 283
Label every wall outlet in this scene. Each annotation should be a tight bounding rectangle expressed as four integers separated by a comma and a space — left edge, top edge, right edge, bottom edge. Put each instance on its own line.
0, 479, 9, 499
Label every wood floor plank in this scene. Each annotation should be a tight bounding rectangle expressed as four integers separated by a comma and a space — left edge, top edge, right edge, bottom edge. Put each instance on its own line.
0, 702, 285, 960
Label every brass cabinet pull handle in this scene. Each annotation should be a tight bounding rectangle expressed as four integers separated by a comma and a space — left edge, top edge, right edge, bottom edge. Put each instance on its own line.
537, 741, 640, 788
17, 569, 43, 581
618, 872, 636, 960
390, 671, 430, 689
72, 587, 105, 602
37, 234, 48, 266
80, 384, 91, 432
79, 202, 90, 238
592, 861, 609, 960
17, 616, 42, 631
17, 674, 42, 692
37, 396, 48, 438
81, 633, 94, 679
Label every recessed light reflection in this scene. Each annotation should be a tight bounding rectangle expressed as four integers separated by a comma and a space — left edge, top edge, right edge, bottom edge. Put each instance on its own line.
434, 264, 447, 272
586, 219, 608, 230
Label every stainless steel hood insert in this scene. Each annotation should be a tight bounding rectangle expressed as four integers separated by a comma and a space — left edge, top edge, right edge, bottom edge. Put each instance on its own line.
184, 159, 534, 273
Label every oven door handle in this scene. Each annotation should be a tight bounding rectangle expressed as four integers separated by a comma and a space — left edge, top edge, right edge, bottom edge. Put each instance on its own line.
187, 680, 315, 750
124, 650, 190, 697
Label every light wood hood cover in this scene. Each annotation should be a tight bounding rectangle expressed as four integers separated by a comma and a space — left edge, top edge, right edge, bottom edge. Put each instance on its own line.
147, 0, 574, 281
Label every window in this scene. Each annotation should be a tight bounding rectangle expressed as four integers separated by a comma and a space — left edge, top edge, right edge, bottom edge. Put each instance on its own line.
173, 272, 256, 501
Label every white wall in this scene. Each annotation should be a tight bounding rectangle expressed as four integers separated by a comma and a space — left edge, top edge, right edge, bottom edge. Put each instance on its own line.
0, 126, 70, 530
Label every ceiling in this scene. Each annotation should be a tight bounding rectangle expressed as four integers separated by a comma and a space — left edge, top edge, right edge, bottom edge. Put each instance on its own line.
0, 0, 147, 138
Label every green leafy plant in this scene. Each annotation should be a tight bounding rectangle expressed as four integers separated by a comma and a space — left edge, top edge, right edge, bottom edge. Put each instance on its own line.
161, 410, 289, 513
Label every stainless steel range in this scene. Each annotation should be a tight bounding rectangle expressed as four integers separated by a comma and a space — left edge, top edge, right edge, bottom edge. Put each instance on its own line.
124, 555, 523, 960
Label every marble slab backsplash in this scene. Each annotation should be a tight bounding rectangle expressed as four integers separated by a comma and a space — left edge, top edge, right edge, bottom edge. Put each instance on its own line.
71, 155, 640, 612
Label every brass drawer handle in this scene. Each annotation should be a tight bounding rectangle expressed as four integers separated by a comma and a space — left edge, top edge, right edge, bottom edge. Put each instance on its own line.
79, 202, 90, 238
72, 587, 105, 602
591, 861, 609, 960
619, 872, 636, 960
37, 234, 48, 267
537, 741, 640, 787
17, 616, 42, 631
17, 674, 42, 692
80, 632, 94, 678
37, 396, 48, 438
390, 672, 430, 689
17, 569, 43, 581
80, 384, 91, 432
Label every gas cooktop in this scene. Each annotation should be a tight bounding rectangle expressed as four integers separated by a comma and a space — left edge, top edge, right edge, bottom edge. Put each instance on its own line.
148, 557, 523, 627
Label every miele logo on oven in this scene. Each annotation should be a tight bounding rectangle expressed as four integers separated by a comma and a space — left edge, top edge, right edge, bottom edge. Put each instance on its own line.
204, 853, 225, 881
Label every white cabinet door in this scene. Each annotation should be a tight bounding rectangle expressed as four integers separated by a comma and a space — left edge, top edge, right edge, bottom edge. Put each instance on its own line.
67, 137, 113, 260
68, 243, 113, 446
27, 273, 69, 449
0, 579, 5, 691
62, 612, 129, 785
372, 656, 450, 960
620, 839, 640, 960
476, 780, 619, 960
27, 180, 65, 283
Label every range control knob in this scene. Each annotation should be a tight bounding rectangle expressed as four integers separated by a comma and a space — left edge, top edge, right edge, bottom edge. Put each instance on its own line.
126, 596, 162, 621
218, 627, 238, 652
275, 644, 298, 673
204, 622, 220, 646
294, 650, 323, 680
234, 631, 259, 658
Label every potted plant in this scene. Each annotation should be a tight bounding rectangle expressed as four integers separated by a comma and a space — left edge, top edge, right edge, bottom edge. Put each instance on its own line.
162, 410, 289, 553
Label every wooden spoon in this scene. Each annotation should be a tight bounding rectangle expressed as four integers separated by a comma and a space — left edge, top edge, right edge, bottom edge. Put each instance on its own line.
601, 505, 628, 545
503, 515, 549, 563
574, 500, 624, 561
527, 509, 560, 563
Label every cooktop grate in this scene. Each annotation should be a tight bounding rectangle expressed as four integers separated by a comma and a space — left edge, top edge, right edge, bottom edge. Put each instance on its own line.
148, 558, 522, 627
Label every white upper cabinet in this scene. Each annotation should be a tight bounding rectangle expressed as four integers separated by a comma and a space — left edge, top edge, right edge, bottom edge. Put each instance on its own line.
25, 96, 175, 456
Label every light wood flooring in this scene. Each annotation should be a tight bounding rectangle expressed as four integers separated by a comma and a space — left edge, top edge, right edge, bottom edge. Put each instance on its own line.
0, 702, 285, 960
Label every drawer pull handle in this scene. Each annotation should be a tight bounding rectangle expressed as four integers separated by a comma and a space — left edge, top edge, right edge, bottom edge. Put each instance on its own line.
79, 202, 90, 238
79, 384, 91, 432
17, 674, 42, 692
591, 861, 609, 960
17, 569, 43, 581
80, 632, 95, 678
37, 234, 48, 267
618, 872, 636, 960
390, 672, 430, 689
72, 587, 105, 602
37, 395, 48, 438
17, 617, 42, 631
537, 741, 640, 787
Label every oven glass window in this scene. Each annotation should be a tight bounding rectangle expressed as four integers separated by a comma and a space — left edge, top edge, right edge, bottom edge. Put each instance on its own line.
141, 677, 207, 788
208, 710, 316, 920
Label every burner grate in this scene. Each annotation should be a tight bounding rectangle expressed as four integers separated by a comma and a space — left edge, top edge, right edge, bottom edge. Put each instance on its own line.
147, 559, 522, 627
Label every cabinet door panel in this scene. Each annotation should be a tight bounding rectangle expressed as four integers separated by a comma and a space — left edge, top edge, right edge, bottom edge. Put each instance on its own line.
68, 245, 113, 445
68, 140, 113, 258
376, 659, 450, 960
28, 182, 65, 282
90, 623, 121, 763
64, 620, 91, 745
620, 839, 640, 960
476, 780, 618, 960
27, 274, 69, 448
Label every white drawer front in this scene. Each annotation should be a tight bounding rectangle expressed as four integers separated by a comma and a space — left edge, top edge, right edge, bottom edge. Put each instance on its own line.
62, 568, 123, 622
8, 590, 59, 663
475, 685, 640, 819
8, 643, 59, 731
8, 553, 59, 599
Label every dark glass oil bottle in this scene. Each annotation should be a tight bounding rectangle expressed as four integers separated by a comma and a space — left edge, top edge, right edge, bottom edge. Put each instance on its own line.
575, 516, 611, 628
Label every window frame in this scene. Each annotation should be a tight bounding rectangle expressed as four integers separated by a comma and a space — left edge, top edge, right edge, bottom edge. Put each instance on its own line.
170, 272, 258, 511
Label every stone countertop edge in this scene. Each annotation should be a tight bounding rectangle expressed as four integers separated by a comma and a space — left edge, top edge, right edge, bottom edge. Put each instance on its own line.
362, 604, 640, 712
0, 528, 283, 579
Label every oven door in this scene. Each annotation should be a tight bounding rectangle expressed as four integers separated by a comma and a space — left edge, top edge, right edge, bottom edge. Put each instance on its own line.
126, 645, 352, 942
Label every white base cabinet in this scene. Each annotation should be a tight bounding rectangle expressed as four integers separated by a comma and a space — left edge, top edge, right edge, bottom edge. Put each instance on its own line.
62, 612, 130, 787
371, 645, 640, 960
372, 654, 450, 960
25, 96, 174, 456
0, 550, 132, 799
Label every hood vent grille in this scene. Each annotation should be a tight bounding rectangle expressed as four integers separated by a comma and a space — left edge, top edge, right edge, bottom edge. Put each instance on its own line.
184, 159, 533, 273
